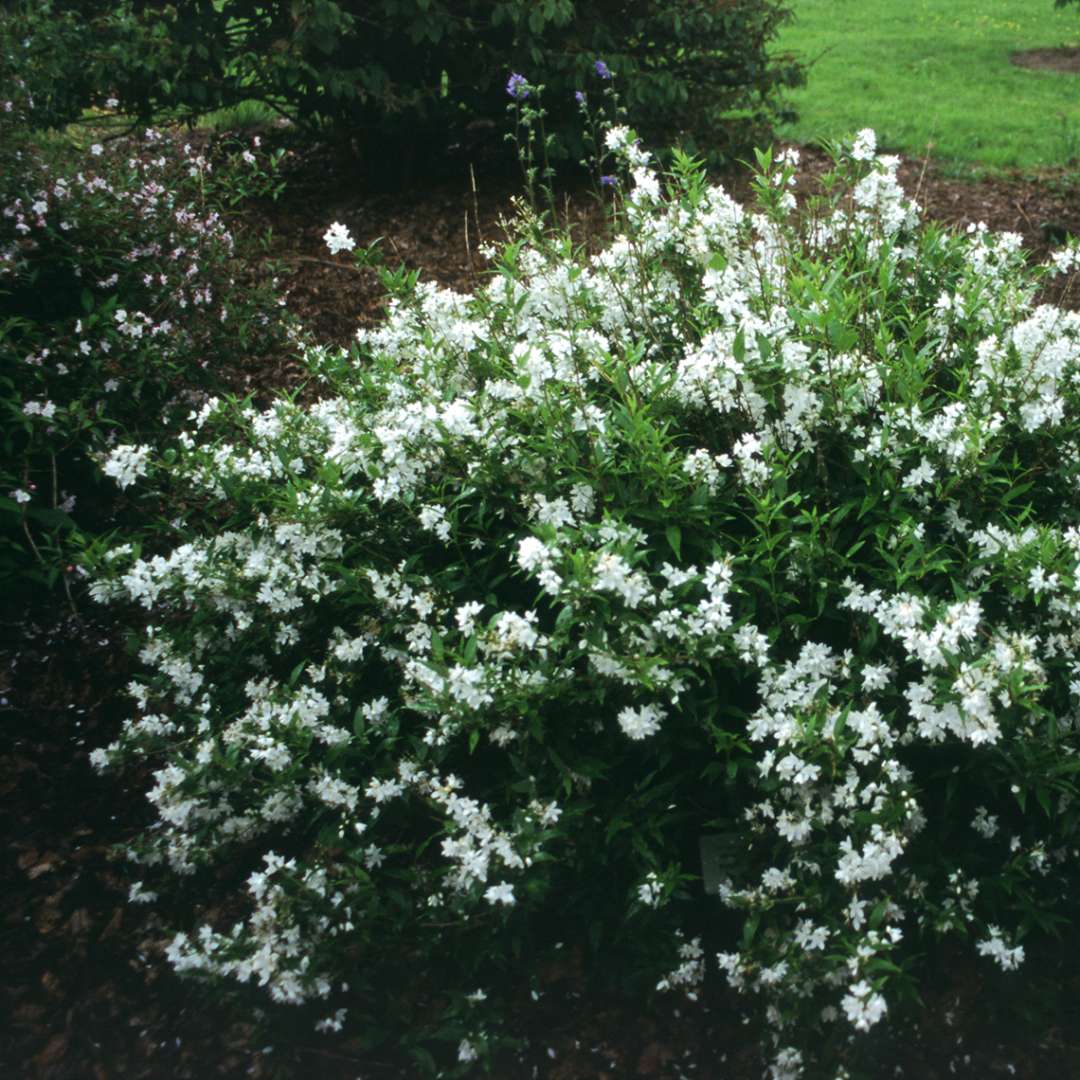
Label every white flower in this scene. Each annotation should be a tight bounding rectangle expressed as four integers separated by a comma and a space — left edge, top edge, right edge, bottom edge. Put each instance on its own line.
902, 457, 935, 489
1028, 565, 1059, 596
632, 167, 660, 201
604, 125, 631, 152
483, 882, 515, 906
10, 488, 30, 504
793, 919, 829, 951
418, 503, 451, 541
972, 806, 999, 839
1049, 245, 1080, 276
841, 980, 887, 1030
977, 926, 1025, 971
850, 128, 877, 162
593, 552, 649, 608
834, 828, 904, 886
365, 777, 404, 804
102, 444, 151, 489
861, 663, 890, 692
23, 400, 57, 419
455, 601, 484, 635
323, 221, 355, 255
637, 871, 663, 907
617, 703, 664, 740
516, 536, 548, 571
128, 880, 158, 904
315, 1008, 346, 1033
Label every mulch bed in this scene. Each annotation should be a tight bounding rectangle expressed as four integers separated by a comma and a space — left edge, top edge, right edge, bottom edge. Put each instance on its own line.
5, 135, 1080, 1079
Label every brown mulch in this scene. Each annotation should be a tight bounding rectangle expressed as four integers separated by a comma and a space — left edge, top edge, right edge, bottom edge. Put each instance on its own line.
6, 136, 1080, 1080
250, 144, 612, 351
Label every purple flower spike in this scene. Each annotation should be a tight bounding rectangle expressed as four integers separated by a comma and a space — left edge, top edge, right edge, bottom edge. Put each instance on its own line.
575, 90, 586, 105
506, 73, 529, 100
600, 174, 617, 187
594, 60, 612, 80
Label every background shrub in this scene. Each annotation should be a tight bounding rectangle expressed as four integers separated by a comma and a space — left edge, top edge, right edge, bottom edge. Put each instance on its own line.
2, 0, 803, 179
87, 130, 1080, 1076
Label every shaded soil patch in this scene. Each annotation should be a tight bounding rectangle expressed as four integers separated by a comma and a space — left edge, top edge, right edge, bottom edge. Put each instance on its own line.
1011, 46, 1080, 74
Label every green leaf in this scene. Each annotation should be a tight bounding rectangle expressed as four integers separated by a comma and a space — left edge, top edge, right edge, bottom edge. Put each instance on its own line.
869, 899, 888, 929
409, 1047, 438, 1074
25, 506, 76, 531
742, 913, 760, 948
665, 524, 682, 560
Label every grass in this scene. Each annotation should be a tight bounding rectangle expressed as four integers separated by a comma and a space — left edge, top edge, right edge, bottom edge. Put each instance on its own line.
776, 0, 1080, 173
198, 98, 281, 132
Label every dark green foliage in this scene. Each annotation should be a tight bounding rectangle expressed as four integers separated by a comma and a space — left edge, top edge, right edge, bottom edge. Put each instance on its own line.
3, 0, 803, 175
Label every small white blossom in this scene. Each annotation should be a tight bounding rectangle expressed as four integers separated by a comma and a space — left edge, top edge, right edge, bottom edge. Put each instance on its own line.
483, 882, 516, 906
841, 980, 887, 1030
977, 927, 1025, 971
102, 444, 151, 489
617, 703, 664, 740
323, 221, 355, 255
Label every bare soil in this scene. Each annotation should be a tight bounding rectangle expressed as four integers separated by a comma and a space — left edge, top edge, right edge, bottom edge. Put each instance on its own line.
1011, 46, 1080, 74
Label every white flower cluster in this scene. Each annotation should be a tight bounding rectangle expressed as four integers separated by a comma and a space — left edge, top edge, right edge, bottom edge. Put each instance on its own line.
323, 221, 354, 255
976, 926, 1025, 972
101, 443, 151, 489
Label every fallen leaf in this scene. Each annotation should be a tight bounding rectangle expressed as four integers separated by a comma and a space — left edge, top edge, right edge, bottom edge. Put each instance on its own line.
33, 1031, 69, 1069
67, 907, 92, 934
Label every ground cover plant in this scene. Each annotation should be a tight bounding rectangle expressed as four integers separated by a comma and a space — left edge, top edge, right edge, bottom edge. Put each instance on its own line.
777, 0, 1080, 172
81, 107, 1080, 1078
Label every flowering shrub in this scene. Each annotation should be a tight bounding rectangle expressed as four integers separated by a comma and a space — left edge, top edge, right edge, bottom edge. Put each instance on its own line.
89, 128, 1080, 1075
0, 80, 290, 595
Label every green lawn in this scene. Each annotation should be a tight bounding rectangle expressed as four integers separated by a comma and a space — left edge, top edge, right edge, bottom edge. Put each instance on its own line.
776, 0, 1080, 172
